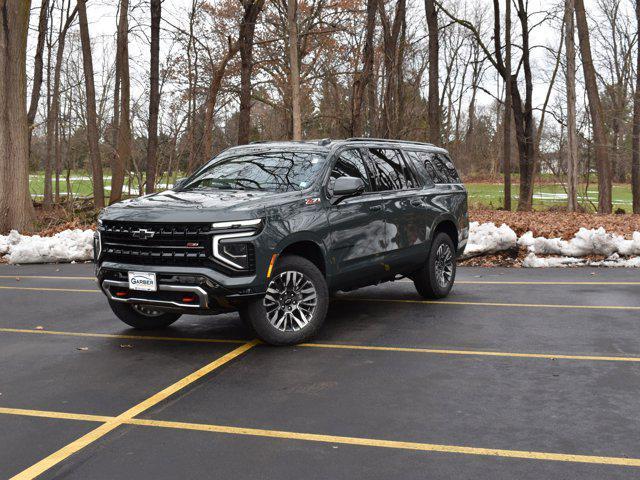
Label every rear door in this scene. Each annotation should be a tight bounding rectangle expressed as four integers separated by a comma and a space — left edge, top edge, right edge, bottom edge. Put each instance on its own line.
326, 148, 387, 288
364, 147, 428, 273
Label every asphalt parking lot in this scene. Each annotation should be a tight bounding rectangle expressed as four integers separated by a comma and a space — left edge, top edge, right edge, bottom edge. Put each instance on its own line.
1, 264, 640, 479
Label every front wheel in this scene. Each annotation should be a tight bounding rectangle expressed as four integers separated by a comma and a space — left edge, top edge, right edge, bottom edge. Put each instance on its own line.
109, 301, 181, 329
413, 232, 456, 299
240, 255, 329, 346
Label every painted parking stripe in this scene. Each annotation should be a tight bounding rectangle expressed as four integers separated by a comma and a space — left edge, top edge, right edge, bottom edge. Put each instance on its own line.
0, 275, 95, 281
0, 286, 99, 293
339, 297, 640, 311
1, 406, 640, 468
10, 340, 259, 480
1, 284, 638, 311
3, 327, 640, 363
2, 275, 640, 286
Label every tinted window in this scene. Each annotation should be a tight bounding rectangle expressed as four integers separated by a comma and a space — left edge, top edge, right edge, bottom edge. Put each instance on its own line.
404, 150, 434, 186
184, 151, 326, 192
366, 148, 406, 191
329, 149, 371, 194
417, 152, 461, 184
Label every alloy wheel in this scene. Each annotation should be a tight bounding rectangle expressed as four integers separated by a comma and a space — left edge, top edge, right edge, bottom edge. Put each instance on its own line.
434, 243, 454, 289
264, 270, 318, 332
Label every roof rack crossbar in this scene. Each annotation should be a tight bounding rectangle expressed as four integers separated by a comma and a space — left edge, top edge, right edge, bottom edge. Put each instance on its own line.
346, 137, 435, 147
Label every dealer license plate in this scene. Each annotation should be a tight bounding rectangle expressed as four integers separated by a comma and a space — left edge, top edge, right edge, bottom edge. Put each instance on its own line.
128, 271, 157, 292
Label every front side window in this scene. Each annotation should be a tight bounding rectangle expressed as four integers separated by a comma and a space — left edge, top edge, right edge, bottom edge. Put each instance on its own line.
183, 151, 326, 192
366, 148, 406, 191
328, 149, 371, 194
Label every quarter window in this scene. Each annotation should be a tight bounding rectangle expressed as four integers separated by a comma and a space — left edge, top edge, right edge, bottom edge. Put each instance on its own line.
418, 152, 461, 184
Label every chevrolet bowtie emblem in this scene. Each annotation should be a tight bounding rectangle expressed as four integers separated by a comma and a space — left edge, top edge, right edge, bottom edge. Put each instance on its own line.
132, 228, 155, 239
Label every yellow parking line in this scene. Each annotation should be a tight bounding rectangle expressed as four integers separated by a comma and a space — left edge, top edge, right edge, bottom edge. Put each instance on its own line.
1, 275, 638, 286
1, 406, 639, 467
0, 407, 111, 423
3, 327, 640, 363
456, 280, 640, 286
10, 340, 258, 480
0, 286, 99, 293
340, 297, 640, 311
127, 417, 640, 467
0, 328, 246, 345
0, 275, 95, 281
300, 342, 640, 363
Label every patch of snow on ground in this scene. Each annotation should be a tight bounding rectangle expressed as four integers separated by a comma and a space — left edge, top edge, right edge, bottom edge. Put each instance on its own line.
0, 229, 94, 264
518, 228, 640, 257
461, 222, 518, 259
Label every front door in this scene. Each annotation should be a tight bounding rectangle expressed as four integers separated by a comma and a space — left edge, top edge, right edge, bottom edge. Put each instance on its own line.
326, 149, 387, 288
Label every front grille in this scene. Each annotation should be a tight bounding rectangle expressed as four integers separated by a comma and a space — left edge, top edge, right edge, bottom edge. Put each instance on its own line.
101, 221, 213, 267
100, 221, 256, 274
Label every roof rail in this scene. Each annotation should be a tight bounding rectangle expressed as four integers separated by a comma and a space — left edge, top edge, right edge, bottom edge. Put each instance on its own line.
346, 137, 436, 147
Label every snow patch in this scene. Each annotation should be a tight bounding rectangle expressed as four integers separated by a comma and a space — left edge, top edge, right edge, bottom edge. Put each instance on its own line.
522, 252, 640, 268
461, 222, 518, 259
0, 229, 94, 264
518, 228, 640, 257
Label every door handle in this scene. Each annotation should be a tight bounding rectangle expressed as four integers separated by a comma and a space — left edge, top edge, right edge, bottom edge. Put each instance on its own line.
369, 205, 382, 211
410, 199, 424, 207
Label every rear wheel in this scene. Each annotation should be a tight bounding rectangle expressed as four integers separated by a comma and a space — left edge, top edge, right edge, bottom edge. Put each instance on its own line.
240, 255, 328, 346
109, 301, 181, 329
413, 232, 456, 299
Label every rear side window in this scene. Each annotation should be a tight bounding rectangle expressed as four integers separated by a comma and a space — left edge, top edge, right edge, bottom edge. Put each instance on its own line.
366, 148, 417, 191
328, 149, 371, 194
417, 152, 461, 184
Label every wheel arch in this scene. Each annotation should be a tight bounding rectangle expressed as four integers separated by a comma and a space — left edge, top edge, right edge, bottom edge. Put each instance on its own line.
275, 233, 328, 277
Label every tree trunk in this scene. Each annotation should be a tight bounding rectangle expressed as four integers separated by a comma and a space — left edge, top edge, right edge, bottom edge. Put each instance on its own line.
146, 0, 161, 194
575, 0, 611, 213
111, 0, 131, 204
27, 0, 49, 143
237, 0, 265, 145
503, 0, 512, 210
565, 0, 578, 212
350, 0, 376, 137
287, 0, 302, 140
43, 17, 54, 209
202, 38, 238, 162
425, 0, 440, 144
633, 0, 640, 213
0, 0, 36, 232
77, 0, 105, 209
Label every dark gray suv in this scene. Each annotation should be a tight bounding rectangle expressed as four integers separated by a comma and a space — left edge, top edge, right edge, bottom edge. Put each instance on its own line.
95, 138, 468, 345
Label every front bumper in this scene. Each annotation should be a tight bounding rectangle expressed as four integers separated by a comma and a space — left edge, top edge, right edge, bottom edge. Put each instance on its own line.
96, 262, 266, 314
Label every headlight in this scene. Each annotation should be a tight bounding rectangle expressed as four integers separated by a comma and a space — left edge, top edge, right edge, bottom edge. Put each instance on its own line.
93, 231, 102, 261
212, 230, 256, 270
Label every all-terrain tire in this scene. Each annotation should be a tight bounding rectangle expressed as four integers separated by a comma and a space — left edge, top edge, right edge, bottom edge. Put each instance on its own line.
109, 301, 181, 329
240, 255, 329, 346
413, 232, 456, 299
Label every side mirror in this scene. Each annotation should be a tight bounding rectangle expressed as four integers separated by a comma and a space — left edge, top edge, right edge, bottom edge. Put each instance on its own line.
331, 176, 365, 204
173, 178, 188, 190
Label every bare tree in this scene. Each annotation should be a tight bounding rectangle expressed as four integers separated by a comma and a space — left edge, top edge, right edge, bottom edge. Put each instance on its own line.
238, 0, 265, 145
286, 0, 302, 140
503, 0, 512, 210
565, 0, 578, 211
426, 0, 440, 144
110, 0, 131, 204
77, 0, 105, 209
350, 0, 376, 136
27, 0, 50, 143
146, 0, 161, 194
575, 0, 611, 213
0, 0, 36, 231
633, 0, 640, 213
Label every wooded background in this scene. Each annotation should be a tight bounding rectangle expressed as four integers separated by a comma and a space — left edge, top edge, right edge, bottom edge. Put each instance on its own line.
1, 0, 640, 232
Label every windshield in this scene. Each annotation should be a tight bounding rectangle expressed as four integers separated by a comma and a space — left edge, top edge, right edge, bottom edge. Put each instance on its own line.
183, 151, 327, 192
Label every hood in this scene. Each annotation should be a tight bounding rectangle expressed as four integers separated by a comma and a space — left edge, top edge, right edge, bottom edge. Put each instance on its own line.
101, 189, 296, 223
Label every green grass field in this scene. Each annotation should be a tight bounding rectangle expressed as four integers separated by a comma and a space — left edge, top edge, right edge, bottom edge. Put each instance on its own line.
29, 172, 634, 212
